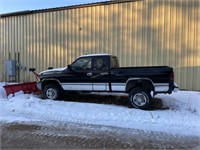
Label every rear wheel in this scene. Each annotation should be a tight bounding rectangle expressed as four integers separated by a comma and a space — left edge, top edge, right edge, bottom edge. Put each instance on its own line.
129, 87, 151, 110
43, 84, 62, 100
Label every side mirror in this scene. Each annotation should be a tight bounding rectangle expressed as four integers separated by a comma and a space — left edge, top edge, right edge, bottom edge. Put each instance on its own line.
67, 65, 72, 71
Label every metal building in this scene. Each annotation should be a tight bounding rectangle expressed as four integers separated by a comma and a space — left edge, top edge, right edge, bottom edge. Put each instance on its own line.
0, 0, 199, 91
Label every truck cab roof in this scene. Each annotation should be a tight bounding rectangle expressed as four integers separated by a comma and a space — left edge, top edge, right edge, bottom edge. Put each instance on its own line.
79, 53, 116, 58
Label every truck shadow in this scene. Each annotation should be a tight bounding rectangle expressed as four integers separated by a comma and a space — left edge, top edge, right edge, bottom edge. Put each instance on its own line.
63, 92, 166, 110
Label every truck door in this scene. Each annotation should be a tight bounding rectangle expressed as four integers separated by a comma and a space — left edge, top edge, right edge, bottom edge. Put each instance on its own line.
62, 57, 93, 91
91, 56, 110, 91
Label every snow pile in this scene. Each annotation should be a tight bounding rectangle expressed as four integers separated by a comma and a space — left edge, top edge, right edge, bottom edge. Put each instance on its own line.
0, 83, 200, 136
157, 91, 200, 115
0, 82, 6, 98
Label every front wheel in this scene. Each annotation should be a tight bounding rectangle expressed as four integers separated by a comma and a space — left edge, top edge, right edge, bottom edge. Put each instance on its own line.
43, 84, 62, 100
129, 88, 151, 110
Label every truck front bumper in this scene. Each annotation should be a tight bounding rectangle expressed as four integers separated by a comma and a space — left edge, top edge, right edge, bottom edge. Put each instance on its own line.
37, 81, 42, 90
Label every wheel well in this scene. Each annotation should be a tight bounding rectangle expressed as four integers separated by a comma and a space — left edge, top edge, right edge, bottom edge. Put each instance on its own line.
42, 80, 62, 90
126, 79, 154, 93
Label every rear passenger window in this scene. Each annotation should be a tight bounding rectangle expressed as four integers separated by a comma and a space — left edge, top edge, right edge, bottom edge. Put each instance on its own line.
111, 57, 119, 68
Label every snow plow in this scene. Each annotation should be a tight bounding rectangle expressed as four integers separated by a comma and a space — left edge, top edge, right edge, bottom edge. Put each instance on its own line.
3, 68, 41, 96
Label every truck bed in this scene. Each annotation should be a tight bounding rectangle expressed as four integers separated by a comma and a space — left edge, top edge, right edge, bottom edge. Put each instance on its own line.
111, 66, 173, 83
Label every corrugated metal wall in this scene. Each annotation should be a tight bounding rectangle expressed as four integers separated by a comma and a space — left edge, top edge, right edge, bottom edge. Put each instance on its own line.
0, 0, 199, 91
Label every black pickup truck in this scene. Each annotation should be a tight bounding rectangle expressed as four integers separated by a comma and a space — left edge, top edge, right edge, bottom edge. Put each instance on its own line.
37, 54, 178, 109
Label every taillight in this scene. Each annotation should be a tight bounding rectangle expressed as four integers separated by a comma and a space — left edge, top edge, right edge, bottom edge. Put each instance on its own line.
169, 72, 174, 82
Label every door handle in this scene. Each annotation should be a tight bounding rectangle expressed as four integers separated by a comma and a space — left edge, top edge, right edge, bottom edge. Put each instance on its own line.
87, 73, 92, 76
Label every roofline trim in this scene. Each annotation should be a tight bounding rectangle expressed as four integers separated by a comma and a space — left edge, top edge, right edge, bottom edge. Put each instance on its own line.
0, 0, 142, 18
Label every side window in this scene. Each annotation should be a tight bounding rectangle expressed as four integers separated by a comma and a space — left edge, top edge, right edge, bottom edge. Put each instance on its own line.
71, 57, 91, 71
111, 57, 119, 68
93, 57, 108, 71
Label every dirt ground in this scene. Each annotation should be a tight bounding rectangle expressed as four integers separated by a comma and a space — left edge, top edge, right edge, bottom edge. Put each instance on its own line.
1, 122, 200, 149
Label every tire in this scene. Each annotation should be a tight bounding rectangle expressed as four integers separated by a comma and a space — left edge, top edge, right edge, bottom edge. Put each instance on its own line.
43, 84, 62, 100
129, 87, 151, 110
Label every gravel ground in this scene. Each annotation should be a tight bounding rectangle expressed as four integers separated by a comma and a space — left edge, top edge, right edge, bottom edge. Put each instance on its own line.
1, 122, 200, 149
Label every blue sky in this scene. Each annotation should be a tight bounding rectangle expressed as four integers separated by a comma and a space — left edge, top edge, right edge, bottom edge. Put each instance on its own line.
0, 0, 106, 14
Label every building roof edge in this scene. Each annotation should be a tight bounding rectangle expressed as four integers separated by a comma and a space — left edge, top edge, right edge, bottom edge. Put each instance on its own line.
0, 0, 141, 18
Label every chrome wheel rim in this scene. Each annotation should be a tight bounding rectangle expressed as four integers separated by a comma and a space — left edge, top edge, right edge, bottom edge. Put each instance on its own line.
46, 88, 57, 99
132, 93, 147, 107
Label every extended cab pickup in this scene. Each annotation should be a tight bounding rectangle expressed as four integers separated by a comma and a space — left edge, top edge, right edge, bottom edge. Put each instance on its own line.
37, 54, 178, 109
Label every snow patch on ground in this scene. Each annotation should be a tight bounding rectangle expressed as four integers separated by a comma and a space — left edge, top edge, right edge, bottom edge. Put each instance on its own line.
0, 83, 200, 136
